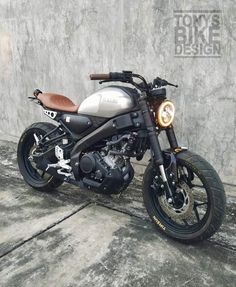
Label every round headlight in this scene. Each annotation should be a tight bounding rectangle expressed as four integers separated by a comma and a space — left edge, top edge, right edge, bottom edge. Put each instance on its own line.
156, 100, 175, 127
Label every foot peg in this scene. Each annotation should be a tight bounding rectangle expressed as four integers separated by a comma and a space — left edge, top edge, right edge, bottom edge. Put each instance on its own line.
46, 145, 72, 177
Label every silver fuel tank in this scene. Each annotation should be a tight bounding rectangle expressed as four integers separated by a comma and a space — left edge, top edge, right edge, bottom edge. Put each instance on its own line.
78, 87, 134, 118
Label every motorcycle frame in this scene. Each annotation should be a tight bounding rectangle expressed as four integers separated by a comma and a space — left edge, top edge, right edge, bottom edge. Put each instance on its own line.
34, 78, 180, 200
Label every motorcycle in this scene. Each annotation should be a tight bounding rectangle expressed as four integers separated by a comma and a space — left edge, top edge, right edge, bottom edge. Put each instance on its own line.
17, 71, 226, 243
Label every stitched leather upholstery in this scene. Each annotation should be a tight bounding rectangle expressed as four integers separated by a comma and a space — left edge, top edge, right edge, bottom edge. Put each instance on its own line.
37, 93, 79, 113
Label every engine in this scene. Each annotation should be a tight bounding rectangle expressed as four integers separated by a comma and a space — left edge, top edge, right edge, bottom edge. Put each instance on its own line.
79, 134, 137, 194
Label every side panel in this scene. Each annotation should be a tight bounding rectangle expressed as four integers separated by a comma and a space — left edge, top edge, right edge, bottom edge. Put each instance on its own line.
60, 114, 92, 134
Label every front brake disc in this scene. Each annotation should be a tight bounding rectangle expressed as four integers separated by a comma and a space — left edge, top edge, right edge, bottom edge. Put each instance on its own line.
159, 182, 194, 220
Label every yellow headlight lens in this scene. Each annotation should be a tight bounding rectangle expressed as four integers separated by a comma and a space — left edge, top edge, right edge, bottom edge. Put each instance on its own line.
156, 100, 175, 127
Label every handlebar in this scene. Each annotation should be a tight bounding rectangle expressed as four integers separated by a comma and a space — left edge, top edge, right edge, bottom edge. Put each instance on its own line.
89, 71, 178, 92
90, 74, 110, 80
90, 72, 132, 81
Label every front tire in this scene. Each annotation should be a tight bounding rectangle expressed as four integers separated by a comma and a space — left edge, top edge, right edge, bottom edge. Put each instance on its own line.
142, 151, 226, 243
17, 122, 64, 192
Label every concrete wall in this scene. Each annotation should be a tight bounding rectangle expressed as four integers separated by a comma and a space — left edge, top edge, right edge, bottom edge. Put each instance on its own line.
0, 0, 235, 184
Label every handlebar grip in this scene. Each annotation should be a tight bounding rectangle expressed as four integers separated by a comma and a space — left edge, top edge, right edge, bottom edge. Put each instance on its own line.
90, 74, 110, 80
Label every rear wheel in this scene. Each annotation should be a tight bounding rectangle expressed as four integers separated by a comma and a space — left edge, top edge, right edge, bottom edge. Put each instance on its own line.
17, 122, 64, 192
142, 151, 226, 243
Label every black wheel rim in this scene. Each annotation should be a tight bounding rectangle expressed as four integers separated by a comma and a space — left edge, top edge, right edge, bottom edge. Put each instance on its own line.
22, 130, 52, 184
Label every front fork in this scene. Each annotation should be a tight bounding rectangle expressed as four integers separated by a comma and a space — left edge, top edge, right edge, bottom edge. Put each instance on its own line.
139, 95, 179, 202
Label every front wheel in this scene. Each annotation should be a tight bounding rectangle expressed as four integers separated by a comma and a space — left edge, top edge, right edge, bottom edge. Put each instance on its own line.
142, 151, 226, 243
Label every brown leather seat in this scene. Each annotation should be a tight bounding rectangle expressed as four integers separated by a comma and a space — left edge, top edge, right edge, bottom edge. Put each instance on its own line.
37, 93, 79, 113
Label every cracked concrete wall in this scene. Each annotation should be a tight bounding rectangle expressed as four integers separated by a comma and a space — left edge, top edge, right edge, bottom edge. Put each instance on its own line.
0, 0, 235, 184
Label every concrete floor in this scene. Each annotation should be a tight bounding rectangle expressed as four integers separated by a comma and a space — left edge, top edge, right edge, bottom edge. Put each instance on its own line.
0, 140, 235, 287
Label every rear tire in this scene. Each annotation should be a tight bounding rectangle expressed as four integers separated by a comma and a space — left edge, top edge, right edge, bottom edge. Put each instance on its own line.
17, 122, 64, 192
142, 151, 226, 243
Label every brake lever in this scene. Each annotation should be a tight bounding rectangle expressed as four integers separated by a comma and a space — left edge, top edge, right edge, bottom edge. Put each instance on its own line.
154, 77, 178, 88
99, 79, 125, 84
168, 82, 178, 88
99, 80, 111, 84
99, 78, 130, 85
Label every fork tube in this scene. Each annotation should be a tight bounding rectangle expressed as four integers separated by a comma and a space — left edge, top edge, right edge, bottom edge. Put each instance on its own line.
166, 126, 178, 149
139, 94, 175, 200
139, 95, 163, 165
